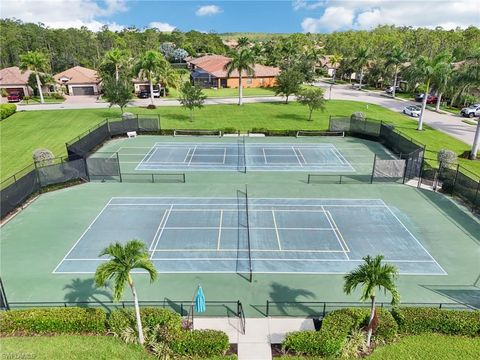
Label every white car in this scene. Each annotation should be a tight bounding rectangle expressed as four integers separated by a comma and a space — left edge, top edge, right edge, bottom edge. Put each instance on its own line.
403, 105, 421, 117
152, 89, 161, 98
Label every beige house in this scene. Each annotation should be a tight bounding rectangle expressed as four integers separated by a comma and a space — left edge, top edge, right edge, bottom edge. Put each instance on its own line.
54, 66, 101, 95
187, 55, 280, 89
0, 66, 51, 98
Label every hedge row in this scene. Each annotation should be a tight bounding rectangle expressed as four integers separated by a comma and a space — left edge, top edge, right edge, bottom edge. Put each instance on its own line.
392, 307, 480, 336
0, 104, 16, 120
282, 308, 397, 357
0, 308, 106, 335
172, 329, 230, 357
282, 307, 480, 357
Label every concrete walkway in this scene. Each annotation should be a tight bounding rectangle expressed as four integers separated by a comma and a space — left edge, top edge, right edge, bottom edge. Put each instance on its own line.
194, 317, 315, 360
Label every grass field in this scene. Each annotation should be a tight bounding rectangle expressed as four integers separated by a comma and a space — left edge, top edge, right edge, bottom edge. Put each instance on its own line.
167, 86, 276, 98
1, 100, 479, 182
367, 334, 480, 360
0, 336, 154, 360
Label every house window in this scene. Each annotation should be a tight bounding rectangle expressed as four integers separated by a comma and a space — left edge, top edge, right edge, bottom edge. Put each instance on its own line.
246, 78, 253, 86
259, 78, 264, 86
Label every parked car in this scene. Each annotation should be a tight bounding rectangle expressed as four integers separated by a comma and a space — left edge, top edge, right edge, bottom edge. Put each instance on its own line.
7, 91, 21, 102
415, 93, 437, 104
152, 89, 161, 98
403, 105, 422, 117
351, 83, 364, 90
460, 104, 480, 118
385, 86, 401, 94
138, 91, 149, 99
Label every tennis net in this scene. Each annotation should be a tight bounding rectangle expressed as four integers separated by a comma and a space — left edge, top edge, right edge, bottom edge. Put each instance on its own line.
245, 185, 253, 282
296, 130, 345, 138
174, 129, 222, 137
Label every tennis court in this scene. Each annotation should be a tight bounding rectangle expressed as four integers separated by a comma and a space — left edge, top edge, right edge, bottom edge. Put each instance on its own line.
91, 136, 394, 174
53, 196, 446, 276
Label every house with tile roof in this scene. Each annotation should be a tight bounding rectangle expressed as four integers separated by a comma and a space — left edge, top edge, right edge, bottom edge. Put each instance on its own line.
0, 66, 51, 98
187, 55, 280, 89
53, 66, 101, 95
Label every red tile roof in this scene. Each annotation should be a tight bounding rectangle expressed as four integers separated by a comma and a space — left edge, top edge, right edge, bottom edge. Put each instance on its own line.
0, 66, 33, 85
191, 55, 280, 78
54, 66, 100, 84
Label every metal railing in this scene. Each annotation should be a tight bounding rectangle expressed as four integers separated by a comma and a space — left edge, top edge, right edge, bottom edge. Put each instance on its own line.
265, 300, 477, 317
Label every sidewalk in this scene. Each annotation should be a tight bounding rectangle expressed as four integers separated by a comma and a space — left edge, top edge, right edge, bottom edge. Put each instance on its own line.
194, 317, 315, 360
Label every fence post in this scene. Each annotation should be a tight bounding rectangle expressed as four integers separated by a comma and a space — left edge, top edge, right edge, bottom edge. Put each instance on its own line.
323, 302, 326, 318
158, 114, 161, 131
402, 158, 408, 184
370, 154, 377, 184
451, 164, 460, 196
266, 300, 269, 317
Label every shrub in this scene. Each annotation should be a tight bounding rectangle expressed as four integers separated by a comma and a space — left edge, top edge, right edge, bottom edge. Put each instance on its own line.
282, 308, 397, 357
250, 128, 299, 136
0, 104, 16, 120
0, 307, 106, 335
107, 307, 182, 338
437, 149, 457, 168
392, 307, 480, 336
172, 329, 230, 357
32, 148, 55, 166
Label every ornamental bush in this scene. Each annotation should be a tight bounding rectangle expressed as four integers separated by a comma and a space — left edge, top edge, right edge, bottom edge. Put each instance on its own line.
107, 307, 182, 338
282, 307, 397, 357
0, 307, 106, 335
171, 329, 230, 357
392, 307, 480, 336
0, 104, 16, 120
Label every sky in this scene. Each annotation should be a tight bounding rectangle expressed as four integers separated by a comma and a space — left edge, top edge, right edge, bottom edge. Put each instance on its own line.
1, 0, 479, 33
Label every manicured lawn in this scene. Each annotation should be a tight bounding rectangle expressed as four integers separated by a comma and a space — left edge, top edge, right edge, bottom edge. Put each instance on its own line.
21, 97, 66, 104
0, 335, 154, 360
367, 334, 480, 360
167, 86, 276, 98
1, 100, 479, 182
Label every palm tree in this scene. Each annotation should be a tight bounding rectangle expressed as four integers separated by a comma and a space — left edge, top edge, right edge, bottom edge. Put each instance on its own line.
432, 56, 455, 112
236, 37, 250, 49
155, 63, 180, 96
102, 48, 128, 82
19, 51, 49, 104
134, 50, 167, 105
453, 48, 480, 159
353, 46, 371, 89
385, 47, 409, 98
344, 255, 399, 347
95, 240, 157, 345
224, 48, 256, 105
329, 54, 343, 83
405, 52, 451, 130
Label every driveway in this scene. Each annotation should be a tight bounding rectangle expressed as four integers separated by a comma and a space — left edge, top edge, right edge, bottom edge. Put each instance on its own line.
314, 83, 476, 146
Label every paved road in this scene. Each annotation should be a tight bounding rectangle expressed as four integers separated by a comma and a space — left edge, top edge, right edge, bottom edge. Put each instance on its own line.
13, 84, 476, 145
315, 83, 476, 146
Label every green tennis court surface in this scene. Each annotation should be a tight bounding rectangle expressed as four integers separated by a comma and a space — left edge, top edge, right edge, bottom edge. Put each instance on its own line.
54, 197, 445, 275
91, 136, 394, 175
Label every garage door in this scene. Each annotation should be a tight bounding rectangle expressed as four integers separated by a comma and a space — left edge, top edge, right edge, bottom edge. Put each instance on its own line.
72, 86, 94, 95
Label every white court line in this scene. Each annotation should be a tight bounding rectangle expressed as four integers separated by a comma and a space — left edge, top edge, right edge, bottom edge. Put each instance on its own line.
149, 204, 174, 258
297, 148, 308, 165
52, 199, 113, 273
271, 210, 282, 250
378, 200, 448, 275
187, 145, 197, 167
160, 226, 334, 230
109, 203, 385, 208
151, 249, 347, 252
262, 148, 268, 164
62, 257, 438, 262
325, 210, 351, 253
222, 148, 227, 164
322, 206, 349, 260
217, 210, 223, 250
328, 148, 345, 165
133, 146, 157, 171
148, 209, 168, 251
334, 148, 351, 166
291, 146, 303, 167
182, 148, 192, 163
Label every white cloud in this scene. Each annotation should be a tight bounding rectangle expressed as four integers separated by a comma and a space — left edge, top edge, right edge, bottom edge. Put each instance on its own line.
302, 6, 354, 32
293, 1, 325, 11
0, 0, 128, 31
300, 0, 480, 33
148, 22, 176, 32
195, 5, 222, 16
